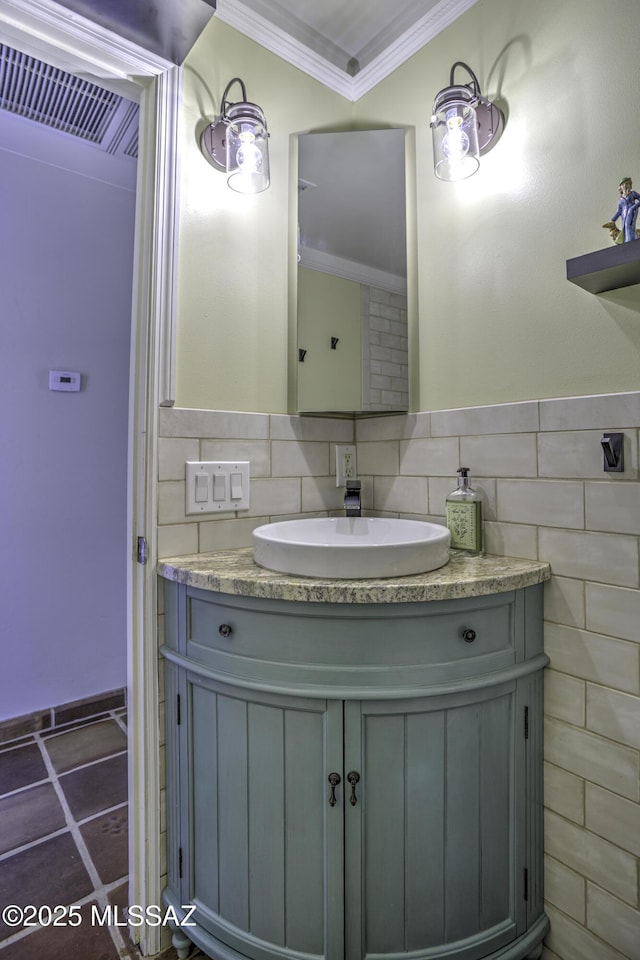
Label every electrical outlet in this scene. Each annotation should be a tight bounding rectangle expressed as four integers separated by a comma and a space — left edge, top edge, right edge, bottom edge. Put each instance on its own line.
335, 445, 357, 487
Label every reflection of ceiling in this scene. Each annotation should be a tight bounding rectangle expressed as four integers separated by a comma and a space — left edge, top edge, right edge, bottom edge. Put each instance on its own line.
298, 130, 407, 292
216, 0, 480, 98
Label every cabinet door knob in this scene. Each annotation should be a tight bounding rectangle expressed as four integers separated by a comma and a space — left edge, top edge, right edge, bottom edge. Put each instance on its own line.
347, 770, 360, 806
328, 772, 341, 807
218, 623, 233, 638
462, 628, 476, 643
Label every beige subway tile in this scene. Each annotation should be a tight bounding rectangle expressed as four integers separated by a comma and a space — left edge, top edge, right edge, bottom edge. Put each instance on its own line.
539, 392, 640, 431
586, 582, 640, 642
587, 885, 640, 956
497, 479, 584, 528
544, 809, 637, 904
358, 440, 400, 475
544, 577, 585, 629
399, 437, 459, 477
459, 434, 538, 477
158, 437, 199, 480
430, 400, 539, 437
159, 407, 269, 439
301, 476, 345, 513
373, 476, 428, 514
247, 478, 301, 517
158, 480, 196, 525
544, 902, 628, 960
544, 670, 585, 725
586, 783, 640, 858
541, 948, 562, 960
544, 623, 640, 695
356, 413, 417, 441
539, 528, 639, 587
271, 440, 329, 477
483, 521, 538, 560
157, 523, 198, 559
586, 684, 640, 750
545, 717, 639, 801
199, 517, 264, 551
544, 761, 585, 824
200, 439, 271, 477
586, 481, 640, 534
544, 854, 585, 922
538, 430, 638, 480
270, 414, 353, 442
427, 477, 451, 519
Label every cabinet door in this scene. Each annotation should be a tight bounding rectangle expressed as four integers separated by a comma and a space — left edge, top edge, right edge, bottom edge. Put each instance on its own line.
344, 682, 523, 960
181, 672, 345, 960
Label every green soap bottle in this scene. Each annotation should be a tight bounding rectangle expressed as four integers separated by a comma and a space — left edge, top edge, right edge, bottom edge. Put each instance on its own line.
446, 467, 483, 554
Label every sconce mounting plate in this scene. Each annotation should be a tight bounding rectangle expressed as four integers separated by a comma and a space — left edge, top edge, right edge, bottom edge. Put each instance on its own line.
200, 119, 227, 172
475, 99, 504, 154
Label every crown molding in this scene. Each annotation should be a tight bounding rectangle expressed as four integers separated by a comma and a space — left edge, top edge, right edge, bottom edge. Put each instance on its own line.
215, 0, 354, 100
216, 0, 479, 101
352, 0, 480, 99
300, 247, 407, 297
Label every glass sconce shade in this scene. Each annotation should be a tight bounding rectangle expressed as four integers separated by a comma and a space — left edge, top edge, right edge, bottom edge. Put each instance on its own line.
431, 62, 504, 182
431, 86, 480, 181
225, 102, 270, 194
200, 78, 270, 194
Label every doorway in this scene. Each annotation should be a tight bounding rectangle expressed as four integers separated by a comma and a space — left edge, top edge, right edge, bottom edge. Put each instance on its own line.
0, 2, 180, 955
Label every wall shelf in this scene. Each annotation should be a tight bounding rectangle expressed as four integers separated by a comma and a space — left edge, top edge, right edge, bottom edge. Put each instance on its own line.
566, 241, 640, 293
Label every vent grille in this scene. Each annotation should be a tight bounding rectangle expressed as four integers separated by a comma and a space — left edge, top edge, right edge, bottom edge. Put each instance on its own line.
0, 44, 138, 159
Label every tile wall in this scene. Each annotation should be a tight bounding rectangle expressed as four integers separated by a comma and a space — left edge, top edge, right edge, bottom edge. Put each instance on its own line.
361, 286, 408, 411
156, 392, 640, 960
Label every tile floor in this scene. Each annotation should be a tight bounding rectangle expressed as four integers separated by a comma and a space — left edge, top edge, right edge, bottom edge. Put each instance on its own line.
0, 708, 206, 960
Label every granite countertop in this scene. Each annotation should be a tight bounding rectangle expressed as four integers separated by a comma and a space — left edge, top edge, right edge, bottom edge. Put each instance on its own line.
158, 548, 550, 604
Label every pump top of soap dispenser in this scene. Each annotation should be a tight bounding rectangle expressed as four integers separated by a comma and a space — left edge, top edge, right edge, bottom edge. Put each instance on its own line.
457, 467, 470, 486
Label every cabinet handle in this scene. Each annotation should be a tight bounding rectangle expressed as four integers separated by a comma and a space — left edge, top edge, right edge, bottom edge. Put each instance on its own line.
462, 628, 476, 643
347, 770, 360, 806
328, 772, 341, 807
218, 623, 233, 638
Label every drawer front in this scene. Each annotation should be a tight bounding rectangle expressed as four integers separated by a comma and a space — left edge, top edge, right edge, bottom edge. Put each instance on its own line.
179, 587, 521, 693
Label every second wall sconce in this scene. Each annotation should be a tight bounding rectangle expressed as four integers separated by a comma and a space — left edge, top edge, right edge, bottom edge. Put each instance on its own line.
200, 77, 270, 194
430, 61, 504, 181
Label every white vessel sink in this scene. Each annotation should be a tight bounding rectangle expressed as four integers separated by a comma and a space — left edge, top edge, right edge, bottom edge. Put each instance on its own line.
252, 517, 451, 579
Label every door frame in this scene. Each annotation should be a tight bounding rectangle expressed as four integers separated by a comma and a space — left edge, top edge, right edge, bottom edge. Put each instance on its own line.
0, 1, 179, 954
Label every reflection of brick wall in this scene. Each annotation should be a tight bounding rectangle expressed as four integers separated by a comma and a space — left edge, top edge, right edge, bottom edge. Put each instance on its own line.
361, 286, 408, 411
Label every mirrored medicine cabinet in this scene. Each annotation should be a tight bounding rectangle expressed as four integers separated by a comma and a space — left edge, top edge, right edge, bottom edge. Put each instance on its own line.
294, 128, 410, 415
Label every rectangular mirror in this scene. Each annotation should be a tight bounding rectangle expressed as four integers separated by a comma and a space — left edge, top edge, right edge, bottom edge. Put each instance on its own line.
296, 128, 408, 414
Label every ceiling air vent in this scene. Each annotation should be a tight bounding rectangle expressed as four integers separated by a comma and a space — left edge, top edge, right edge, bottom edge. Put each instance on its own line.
0, 43, 138, 160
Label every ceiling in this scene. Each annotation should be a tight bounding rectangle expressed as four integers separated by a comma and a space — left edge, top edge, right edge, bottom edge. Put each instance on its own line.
216, 0, 479, 99
49, 0, 477, 96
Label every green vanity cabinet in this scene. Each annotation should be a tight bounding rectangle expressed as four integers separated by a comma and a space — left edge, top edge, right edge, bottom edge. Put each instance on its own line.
161, 578, 549, 960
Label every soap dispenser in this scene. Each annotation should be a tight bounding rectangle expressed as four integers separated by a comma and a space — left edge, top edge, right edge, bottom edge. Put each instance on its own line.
446, 467, 483, 554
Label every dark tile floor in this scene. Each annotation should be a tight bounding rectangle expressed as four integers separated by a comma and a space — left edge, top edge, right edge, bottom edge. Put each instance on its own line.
0, 710, 139, 959
0, 711, 205, 960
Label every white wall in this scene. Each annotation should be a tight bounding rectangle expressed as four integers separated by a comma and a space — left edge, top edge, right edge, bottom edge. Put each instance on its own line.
0, 110, 136, 721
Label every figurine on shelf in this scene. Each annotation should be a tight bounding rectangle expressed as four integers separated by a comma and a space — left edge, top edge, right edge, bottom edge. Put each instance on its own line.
603, 177, 640, 243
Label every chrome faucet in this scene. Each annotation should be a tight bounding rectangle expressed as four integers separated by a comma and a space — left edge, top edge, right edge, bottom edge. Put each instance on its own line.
344, 480, 361, 517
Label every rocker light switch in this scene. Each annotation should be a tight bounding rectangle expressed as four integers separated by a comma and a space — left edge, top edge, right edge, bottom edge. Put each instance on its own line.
186, 461, 250, 513
213, 474, 226, 501
195, 473, 208, 502
230, 472, 243, 500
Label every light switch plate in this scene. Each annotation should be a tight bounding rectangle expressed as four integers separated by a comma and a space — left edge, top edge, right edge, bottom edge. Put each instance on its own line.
186, 461, 250, 514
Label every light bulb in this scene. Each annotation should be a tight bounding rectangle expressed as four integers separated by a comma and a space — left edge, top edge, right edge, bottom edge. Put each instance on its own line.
442, 110, 469, 163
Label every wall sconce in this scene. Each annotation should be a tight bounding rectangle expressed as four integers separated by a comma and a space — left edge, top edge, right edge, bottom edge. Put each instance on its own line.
430, 62, 504, 181
200, 77, 270, 194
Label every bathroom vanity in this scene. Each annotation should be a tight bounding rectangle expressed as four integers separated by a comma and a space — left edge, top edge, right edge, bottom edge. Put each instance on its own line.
159, 549, 551, 960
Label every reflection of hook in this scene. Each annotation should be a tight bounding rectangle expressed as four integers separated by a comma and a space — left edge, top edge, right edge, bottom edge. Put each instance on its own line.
331, 337, 339, 350
298, 348, 307, 362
